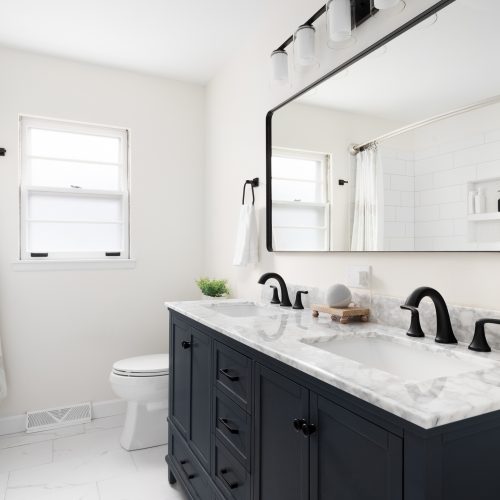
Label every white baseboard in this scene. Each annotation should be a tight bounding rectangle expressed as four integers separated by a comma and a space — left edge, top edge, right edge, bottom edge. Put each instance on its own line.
0, 398, 126, 436
0, 414, 25, 436
92, 399, 126, 419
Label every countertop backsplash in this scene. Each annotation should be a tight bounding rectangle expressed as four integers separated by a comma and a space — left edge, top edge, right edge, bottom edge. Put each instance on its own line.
261, 285, 500, 350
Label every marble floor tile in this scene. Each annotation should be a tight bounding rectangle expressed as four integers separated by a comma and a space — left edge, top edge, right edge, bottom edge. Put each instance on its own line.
84, 414, 125, 433
53, 427, 122, 462
0, 425, 84, 450
98, 469, 187, 500
1, 416, 184, 500
131, 444, 167, 472
8, 449, 136, 488
0, 441, 52, 474
5, 482, 99, 500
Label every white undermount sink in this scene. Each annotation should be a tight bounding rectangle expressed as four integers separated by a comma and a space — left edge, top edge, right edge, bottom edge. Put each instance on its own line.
301, 333, 492, 382
204, 302, 283, 318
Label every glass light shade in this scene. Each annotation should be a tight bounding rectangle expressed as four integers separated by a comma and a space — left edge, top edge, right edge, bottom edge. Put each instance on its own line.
270, 50, 289, 83
294, 25, 316, 67
326, 0, 352, 43
374, 0, 401, 9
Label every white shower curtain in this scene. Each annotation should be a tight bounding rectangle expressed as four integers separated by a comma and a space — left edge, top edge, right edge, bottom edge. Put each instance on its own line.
350, 146, 384, 251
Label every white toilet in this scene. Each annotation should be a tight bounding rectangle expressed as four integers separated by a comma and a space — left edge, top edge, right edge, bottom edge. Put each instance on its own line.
109, 354, 169, 451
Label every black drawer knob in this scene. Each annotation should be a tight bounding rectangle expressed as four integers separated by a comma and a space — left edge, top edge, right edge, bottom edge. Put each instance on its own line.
219, 368, 239, 382
218, 417, 239, 434
181, 340, 191, 349
220, 468, 239, 490
292, 418, 306, 432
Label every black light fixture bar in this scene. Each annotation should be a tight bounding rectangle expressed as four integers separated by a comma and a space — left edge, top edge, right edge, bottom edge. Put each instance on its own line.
275, 0, 376, 52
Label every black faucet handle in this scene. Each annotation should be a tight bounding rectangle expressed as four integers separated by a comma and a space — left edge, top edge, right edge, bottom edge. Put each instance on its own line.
400, 305, 425, 338
269, 285, 280, 305
293, 291, 309, 310
468, 318, 500, 352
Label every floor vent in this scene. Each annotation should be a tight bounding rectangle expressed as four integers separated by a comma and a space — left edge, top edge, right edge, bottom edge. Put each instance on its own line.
26, 402, 92, 433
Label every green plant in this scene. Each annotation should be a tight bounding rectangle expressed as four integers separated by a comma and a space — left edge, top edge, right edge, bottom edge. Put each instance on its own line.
196, 277, 230, 297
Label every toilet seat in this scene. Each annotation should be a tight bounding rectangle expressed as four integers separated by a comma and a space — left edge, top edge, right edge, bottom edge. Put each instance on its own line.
112, 354, 169, 378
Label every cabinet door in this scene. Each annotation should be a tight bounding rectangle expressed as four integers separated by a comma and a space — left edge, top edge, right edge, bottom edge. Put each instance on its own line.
254, 364, 309, 500
170, 318, 192, 437
310, 394, 402, 500
190, 326, 212, 470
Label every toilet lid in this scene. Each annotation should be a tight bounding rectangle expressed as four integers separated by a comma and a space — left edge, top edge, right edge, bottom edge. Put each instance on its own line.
112, 354, 169, 377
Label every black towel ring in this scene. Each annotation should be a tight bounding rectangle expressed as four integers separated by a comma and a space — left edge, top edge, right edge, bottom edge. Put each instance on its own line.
242, 178, 259, 205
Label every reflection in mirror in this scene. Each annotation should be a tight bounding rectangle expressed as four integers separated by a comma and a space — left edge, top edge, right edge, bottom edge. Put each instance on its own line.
269, 0, 500, 252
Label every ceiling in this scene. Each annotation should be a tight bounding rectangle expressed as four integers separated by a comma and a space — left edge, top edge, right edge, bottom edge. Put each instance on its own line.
297, 0, 500, 123
0, 0, 265, 83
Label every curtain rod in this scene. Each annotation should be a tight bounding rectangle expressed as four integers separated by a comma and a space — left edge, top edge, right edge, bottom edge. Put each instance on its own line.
350, 94, 500, 155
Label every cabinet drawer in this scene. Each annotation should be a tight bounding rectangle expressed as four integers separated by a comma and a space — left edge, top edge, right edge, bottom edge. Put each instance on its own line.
215, 389, 251, 470
170, 427, 214, 500
215, 341, 252, 412
214, 440, 251, 500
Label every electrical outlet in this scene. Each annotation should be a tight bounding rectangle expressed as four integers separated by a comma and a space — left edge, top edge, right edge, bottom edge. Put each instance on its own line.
346, 266, 372, 289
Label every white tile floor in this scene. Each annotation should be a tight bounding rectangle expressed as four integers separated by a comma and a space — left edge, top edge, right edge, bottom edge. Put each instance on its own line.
0, 414, 187, 500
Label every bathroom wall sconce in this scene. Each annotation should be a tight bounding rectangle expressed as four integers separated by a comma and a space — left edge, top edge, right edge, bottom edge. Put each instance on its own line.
326, 0, 352, 45
374, 0, 401, 10
271, 49, 289, 84
293, 25, 317, 68
270, 0, 378, 84
0, 148, 6, 156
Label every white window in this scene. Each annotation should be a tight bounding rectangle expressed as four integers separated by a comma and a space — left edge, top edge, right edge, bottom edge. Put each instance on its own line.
19, 116, 130, 261
271, 148, 330, 251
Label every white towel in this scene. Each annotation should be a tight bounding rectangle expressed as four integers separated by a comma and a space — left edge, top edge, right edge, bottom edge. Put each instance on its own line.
233, 204, 259, 266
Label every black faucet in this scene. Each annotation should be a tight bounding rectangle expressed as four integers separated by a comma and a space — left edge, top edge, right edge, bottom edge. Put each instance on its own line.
468, 318, 500, 352
258, 273, 292, 307
400, 287, 457, 344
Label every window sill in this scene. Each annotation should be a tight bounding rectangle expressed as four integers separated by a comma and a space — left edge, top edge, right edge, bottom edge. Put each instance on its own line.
12, 259, 136, 271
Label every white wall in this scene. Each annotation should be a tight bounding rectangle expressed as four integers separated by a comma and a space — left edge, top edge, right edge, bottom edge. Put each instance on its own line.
204, 0, 500, 311
0, 47, 205, 417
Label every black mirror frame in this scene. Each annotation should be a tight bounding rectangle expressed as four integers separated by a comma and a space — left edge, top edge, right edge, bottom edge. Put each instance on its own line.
265, 0, 455, 253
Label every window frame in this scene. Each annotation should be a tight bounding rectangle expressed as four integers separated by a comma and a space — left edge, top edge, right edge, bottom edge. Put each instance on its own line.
19, 115, 131, 262
271, 147, 331, 251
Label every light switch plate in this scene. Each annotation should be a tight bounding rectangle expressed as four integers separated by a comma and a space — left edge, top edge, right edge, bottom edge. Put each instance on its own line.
346, 266, 372, 289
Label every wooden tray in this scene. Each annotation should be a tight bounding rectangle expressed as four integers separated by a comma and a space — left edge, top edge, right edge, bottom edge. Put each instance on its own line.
311, 304, 370, 324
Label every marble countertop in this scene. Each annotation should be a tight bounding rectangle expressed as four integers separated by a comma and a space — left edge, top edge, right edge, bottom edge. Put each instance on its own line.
166, 299, 500, 429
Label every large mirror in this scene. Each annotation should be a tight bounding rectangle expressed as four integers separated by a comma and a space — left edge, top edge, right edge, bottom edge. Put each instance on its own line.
267, 0, 500, 252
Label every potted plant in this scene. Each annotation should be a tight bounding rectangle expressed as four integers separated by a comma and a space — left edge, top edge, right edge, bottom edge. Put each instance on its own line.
196, 277, 230, 299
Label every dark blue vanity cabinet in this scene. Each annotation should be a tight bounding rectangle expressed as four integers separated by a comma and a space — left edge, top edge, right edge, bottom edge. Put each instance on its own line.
167, 310, 500, 500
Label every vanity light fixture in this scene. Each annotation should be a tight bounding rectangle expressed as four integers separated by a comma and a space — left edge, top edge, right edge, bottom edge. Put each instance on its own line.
270, 49, 289, 84
293, 24, 317, 68
374, 0, 401, 10
270, 1, 379, 86
326, 0, 352, 44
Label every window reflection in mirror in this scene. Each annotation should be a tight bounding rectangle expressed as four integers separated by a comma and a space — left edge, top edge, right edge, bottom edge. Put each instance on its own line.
271, 149, 330, 251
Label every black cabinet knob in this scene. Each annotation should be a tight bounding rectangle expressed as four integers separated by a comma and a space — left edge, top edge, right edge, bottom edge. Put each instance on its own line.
292, 418, 306, 432
181, 340, 191, 349
301, 423, 317, 437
